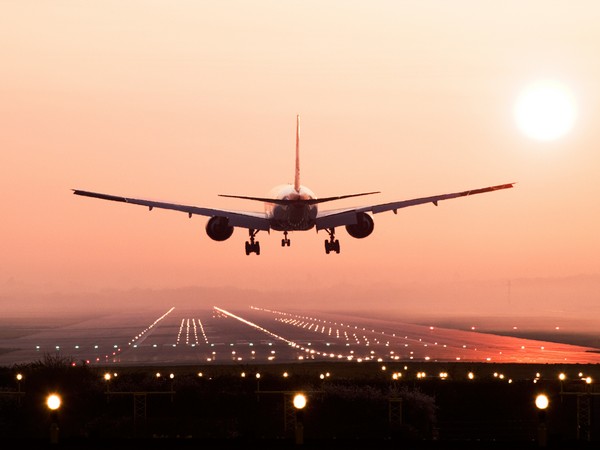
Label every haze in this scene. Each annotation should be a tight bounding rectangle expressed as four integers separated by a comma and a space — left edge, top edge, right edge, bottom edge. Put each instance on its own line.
2, 2, 599, 328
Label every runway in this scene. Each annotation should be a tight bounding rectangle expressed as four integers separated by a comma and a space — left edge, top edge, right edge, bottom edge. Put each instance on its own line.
2, 305, 600, 367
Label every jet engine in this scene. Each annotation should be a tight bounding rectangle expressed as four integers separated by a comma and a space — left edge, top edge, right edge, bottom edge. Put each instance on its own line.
345, 212, 374, 239
206, 216, 234, 241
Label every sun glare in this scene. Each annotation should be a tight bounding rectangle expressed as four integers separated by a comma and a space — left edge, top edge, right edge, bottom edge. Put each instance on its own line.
514, 80, 577, 141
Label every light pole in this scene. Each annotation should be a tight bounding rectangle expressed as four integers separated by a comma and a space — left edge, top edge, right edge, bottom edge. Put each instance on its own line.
16, 373, 23, 406
169, 373, 175, 402
104, 372, 111, 402
535, 393, 549, 448
46, 393, 62, 445
293, 393, 307, 445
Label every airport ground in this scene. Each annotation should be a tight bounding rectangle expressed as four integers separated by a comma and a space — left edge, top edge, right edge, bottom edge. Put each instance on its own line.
1, 306, 600, 448
1, 357, 600, 449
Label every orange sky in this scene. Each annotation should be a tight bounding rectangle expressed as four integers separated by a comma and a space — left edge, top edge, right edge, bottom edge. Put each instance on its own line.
2, 2, 599, 319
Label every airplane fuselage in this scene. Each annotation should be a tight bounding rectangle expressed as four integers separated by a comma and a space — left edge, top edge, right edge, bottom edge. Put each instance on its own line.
265, 184, 318, 231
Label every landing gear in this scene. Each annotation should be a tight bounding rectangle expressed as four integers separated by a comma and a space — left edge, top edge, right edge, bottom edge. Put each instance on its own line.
245, 229, 260, 255
324, 228, 340, 254
281, 231, 291, 247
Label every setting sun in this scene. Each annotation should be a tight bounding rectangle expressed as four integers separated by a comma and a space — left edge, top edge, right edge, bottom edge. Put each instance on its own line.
514, 80, 577, 141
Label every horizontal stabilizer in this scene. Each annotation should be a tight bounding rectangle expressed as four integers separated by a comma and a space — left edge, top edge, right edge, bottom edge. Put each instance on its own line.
218, 191, 380, 205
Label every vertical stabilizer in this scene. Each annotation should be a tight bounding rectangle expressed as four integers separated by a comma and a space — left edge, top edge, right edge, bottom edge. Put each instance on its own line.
294, 114, 301, 192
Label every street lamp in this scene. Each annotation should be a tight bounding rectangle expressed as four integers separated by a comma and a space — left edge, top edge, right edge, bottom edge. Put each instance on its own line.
104, 372, 112, 402
535, 394, 549, 448
293, 393, 307, 445
46, 393, 62, 445
16, 373, 23, 405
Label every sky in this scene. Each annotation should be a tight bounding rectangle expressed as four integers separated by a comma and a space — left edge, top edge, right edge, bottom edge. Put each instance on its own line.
2, 1, 600, 320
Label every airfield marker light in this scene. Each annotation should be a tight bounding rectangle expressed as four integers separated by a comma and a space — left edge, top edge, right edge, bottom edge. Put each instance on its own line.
559, 373, 566, 381
585, 377, 593, 384
155, 372, 161, 379
468, 372, 475, 380
169, 373, 175, 379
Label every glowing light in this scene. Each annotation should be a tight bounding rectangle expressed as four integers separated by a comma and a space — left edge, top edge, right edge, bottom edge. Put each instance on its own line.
558, 373, 566, 381
46, 394, 62, 411
293, 393, 307, 409
535, 394, 549, 410
104, 373, 111, 381
515, 80, 577, 141
468, 372, 474, 380
16, 373, 23, 381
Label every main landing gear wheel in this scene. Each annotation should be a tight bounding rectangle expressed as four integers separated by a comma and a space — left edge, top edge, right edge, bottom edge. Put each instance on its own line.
245, 229, 260, 255
324, 228, 340, 254
281, 231, 291, 247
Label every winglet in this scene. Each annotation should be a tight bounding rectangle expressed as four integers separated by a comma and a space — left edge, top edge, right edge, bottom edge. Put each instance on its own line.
294, 114, 301, 193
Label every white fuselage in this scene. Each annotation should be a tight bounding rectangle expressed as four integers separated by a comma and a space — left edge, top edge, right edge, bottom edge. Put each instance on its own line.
265, 184, 318, 231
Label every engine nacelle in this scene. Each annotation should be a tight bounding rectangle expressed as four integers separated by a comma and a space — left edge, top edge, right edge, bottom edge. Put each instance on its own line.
345, 212, 374, 239
206, 216, 234, 241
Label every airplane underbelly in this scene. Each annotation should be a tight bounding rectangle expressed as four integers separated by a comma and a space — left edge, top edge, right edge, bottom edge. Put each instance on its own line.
268, 204, 316, 231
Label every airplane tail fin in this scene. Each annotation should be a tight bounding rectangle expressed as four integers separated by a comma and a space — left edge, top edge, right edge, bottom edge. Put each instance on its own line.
294, 114, 301, 193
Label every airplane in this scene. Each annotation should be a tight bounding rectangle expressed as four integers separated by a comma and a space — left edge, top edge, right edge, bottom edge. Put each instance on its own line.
73, 115, 514, 255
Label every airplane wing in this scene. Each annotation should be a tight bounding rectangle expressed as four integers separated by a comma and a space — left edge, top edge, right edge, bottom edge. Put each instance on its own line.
314, 182, 515, 230
72, 190, 271, 231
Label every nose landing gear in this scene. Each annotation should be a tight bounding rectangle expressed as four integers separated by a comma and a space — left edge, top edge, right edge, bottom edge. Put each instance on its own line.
324, 228, 340, 254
